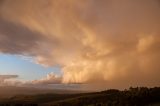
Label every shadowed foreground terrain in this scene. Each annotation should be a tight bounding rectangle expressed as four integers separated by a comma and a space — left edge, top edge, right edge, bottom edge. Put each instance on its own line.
0, 87, 160, 106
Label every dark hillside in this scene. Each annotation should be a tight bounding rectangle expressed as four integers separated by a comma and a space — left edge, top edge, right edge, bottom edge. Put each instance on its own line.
0, 87, 159, 106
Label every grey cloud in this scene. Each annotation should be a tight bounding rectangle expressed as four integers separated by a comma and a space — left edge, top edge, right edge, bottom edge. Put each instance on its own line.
0, 74, 18, 84
0, 75, 18, 79
0, 17, 58, 57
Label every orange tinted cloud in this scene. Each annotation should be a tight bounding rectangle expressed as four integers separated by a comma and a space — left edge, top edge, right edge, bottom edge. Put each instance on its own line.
31, 72, 62, 85
0, 0, 160, 89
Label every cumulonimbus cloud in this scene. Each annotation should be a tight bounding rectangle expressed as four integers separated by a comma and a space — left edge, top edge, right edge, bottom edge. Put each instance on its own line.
0, 0, 160, 89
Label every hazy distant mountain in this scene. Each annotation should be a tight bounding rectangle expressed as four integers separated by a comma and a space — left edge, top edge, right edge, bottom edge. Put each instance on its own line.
0, 86, 85, 98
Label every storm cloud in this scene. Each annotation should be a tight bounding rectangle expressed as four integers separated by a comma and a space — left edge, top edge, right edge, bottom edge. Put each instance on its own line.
0, 0, 160, 89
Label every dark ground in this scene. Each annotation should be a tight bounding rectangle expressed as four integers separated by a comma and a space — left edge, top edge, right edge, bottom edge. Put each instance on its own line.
0, 87, 160, 106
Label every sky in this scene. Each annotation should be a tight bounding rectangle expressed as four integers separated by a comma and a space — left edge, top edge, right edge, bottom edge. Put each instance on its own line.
0, 0, 160, 90
0, 54, 61, 81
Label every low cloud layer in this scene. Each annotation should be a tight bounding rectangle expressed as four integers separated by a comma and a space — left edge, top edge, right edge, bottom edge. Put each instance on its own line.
31, 72, 62, 85
0, 0, 160, 89
0, 75, 20, 86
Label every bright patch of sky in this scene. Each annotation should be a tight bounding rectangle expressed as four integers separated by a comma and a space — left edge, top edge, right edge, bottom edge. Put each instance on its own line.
0, 54, 61, 81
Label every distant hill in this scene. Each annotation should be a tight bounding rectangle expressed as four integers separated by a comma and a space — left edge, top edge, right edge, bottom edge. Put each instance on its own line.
0, 87, 160, 106
0, 86, 85, 98
47, 87, 160, 106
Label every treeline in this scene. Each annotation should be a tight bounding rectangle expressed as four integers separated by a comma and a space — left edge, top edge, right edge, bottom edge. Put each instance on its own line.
51, 87, 160, 106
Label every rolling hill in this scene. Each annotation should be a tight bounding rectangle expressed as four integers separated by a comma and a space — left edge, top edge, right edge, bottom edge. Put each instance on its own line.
0, 87, 160, 106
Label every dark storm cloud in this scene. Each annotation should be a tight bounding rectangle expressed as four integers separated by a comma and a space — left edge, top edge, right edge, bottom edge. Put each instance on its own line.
0, 18, 37, 54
